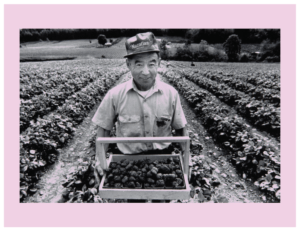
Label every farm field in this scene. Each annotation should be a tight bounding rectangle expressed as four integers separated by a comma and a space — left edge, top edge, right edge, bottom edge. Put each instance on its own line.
211, 43, 261, 54
156, 42, 260, 57
20, 38, 127, 60
168, 60, 280, 72
20, 39, 261, 61
160, 61, 280, 200
19, 57, 280, 203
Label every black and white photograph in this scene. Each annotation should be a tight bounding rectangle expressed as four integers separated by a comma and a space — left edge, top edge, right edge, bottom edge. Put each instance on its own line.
4, 1, 297, 228
19, 28, 281, 204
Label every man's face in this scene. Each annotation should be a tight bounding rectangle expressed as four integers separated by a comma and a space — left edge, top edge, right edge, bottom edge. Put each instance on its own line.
126, 52, 161, 91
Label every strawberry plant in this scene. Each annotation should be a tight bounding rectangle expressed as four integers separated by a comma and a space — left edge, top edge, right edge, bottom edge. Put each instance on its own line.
19, 64, 129, 202
172, 68, 280, 139
180, 69, 280, 107
162, 69, 280, 201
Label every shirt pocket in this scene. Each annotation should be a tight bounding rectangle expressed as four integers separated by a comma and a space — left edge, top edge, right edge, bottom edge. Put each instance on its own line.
118, 114, 143, 137
153, 115, 172, 137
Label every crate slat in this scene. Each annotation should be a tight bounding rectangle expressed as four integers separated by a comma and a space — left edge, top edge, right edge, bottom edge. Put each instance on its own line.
96, 136, 190, 144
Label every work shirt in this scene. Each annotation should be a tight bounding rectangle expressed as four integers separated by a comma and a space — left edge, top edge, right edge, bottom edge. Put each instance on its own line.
91, 76, 187, 154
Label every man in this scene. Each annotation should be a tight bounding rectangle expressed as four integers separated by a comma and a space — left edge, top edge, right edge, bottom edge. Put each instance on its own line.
92, 32, 188, 189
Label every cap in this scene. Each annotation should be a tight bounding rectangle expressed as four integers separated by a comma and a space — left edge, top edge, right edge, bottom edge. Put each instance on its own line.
124, 32, 160, 58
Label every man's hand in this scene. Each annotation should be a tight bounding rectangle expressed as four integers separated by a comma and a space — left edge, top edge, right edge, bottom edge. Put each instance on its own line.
94, 126, 110, 191
174, 127, 188, 153
174, 127, 192, 177
93, 161, 104, 191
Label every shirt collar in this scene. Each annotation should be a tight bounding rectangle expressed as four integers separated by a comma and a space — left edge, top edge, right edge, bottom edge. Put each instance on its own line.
125, 76, 164, 94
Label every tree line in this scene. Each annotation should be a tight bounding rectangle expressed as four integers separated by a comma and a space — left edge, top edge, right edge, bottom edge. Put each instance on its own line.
20, 29, 280, 44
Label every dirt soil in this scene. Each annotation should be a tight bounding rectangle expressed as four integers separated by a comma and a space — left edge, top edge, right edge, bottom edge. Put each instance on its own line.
24, 64, 268, 203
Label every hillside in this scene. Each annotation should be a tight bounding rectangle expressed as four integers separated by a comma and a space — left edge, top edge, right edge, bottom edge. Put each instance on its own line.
20, 38, 261, 61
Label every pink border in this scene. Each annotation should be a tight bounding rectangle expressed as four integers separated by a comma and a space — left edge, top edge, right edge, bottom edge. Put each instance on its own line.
4, 4, 296, 227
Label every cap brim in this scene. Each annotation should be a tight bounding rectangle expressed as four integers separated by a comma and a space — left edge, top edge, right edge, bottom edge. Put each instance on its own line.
124, 49, 160, 58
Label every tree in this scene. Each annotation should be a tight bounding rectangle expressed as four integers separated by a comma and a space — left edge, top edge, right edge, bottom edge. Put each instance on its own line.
31, 31, 40, 41
97, 34, 107, 46
183, 39, 192, 56
159, 39, 170, 60
20, 30, 33, 43
199, 40, 209, 51
184, 39, 192, 48
159, 39, 167, 52
223, 34, 241, 62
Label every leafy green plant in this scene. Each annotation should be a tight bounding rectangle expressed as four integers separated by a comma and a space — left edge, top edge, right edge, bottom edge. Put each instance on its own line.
178, 68, 280, 138
161, 68, 280, 201
20, 63, 129, 202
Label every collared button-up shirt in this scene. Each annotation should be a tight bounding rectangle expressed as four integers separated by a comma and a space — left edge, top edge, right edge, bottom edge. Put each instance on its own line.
92, 76, 187, 154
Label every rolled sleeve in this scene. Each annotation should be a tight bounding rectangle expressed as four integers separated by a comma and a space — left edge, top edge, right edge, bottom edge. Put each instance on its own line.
92, 90, 115, 130
172, 92, 187, 130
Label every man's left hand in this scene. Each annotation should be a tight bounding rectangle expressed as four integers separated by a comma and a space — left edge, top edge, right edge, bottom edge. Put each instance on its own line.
93, 162, 104, 191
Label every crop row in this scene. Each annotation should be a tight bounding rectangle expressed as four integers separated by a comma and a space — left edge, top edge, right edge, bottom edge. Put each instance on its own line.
19, 67, 128, 201
246, 73, 280, 91
170, 68, 280, 139
20, 59, 125, 79
20, 67, 128, 132
162, 70, 280, 201
20, 70, 99, 100
167, 61, 280, 91
91, 59, 125, 67
214, 71, 280, 92
20, 72, 99, 131
20, 60, 126, 100
19, 60, 126, 97
178, 68, 280, 107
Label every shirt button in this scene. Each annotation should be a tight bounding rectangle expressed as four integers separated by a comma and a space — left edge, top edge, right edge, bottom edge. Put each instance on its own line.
145, 115, 148, 118
146, 131, 149, 134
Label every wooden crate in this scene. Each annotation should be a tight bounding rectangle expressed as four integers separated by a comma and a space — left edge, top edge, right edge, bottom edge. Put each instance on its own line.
97, 137, 191, 200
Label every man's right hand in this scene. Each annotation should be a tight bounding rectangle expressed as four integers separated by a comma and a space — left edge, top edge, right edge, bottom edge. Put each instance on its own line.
93, 162, 104, 191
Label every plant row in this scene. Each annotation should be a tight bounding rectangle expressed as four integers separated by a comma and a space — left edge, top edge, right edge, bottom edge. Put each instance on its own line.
19, 67, 127, 202
162, 70, 280, 201
20, 59, 125, 79
170, 68, 280, 139
245, 73, 280, 91
178, 68, 280, 107
219, 71, 280, 91
20, 72, 99, 131
167, 61, 280, 91
20, 67, 128, 132
20, 60, 125, 99
20, 70, 102, 100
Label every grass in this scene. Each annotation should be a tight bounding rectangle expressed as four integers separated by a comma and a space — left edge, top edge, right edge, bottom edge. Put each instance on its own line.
211, 43, 261, 54
20, 37, 262, 62
156, 36, 187, 43
169, 60, 280, 73
20, 38, 127, 60
165, 43, 261, 57
20, 56, 77, 62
